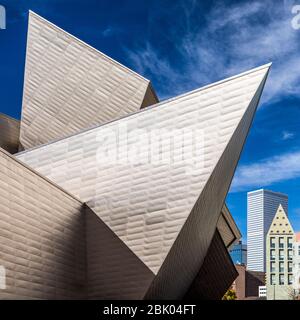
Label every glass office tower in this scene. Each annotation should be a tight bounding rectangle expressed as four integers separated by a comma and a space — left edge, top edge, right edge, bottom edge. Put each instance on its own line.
230, 241, 247, 265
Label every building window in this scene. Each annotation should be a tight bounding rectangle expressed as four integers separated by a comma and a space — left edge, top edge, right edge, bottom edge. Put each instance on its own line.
270, 237, 276, 248
279, 261, 284, 273
288, 249, 293, 260
271, 261, 275, 272
271, 249, 275, 260
279, 274, 284, 285
298, 246, 300, 256
288, 261, 293, 272
279, 237, 284, 248
271, 274, 275, 285
279, 249, 284, 260
287, 237, 293, 248
288, 274, 293, 285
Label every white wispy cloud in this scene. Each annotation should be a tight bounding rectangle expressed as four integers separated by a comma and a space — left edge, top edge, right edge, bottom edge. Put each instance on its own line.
230, 150, 300, 192
125, 0, 300, 103
101, 26, 122, 38
101, 27, 114, 37
281, 131, 295, 140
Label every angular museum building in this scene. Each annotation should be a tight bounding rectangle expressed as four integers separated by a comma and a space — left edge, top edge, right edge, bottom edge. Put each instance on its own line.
0, 11, 271, 300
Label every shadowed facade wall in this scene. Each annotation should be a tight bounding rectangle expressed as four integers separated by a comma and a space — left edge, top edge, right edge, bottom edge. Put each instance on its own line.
0, 113, 20, 154
217, 206, 241, 249
183, 230, 238, 300
85, 207, 154, 300
0, 148, 86, 299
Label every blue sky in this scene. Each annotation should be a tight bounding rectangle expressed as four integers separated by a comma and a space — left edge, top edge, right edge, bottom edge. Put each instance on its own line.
0, 0, 300, 241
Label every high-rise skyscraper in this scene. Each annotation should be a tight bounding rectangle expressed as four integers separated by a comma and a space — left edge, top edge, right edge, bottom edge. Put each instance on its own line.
230, 241, 247, 265
247, 189, 288, 272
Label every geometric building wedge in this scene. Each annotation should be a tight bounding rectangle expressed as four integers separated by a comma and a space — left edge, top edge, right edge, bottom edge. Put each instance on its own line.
85, 203, 240, 300
0, 142, 239, 300
144, 68, 269, 299
0, 147, 86, 299
85, 205, 154, 300
0, 113, 20, 154
185, 206, 241, 300
0, 142, 156, 300
20, 11, 158, 150
17, 63, 271, 281
217, 204, 242, 249
183, 229, 239, 300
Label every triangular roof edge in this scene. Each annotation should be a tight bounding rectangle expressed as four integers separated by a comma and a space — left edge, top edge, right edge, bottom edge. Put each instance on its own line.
267, 204, 295, 235
28, 10, 152, 84
17, 62, 271, 156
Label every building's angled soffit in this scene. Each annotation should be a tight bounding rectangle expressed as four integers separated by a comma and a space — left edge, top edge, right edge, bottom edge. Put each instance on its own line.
17, 63, 270, 289
0, 113, 20, 154
20, 11, 158, 150
217, 204, 242, 249
183, 230, 238, 300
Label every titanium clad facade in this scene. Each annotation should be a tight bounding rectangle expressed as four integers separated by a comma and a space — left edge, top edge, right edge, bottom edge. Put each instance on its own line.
0, 113, 20, 154
20, 12, 158, 150
183, 230, 238, 300
17, 64, 270, 279
217, 210, 241, 249
0, 11, 272, 300
247, 189, 288, 272
0, 148, 86, 299
217, 205, 241, 250
85, 206, 155, 299
144, 76, 267, 299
